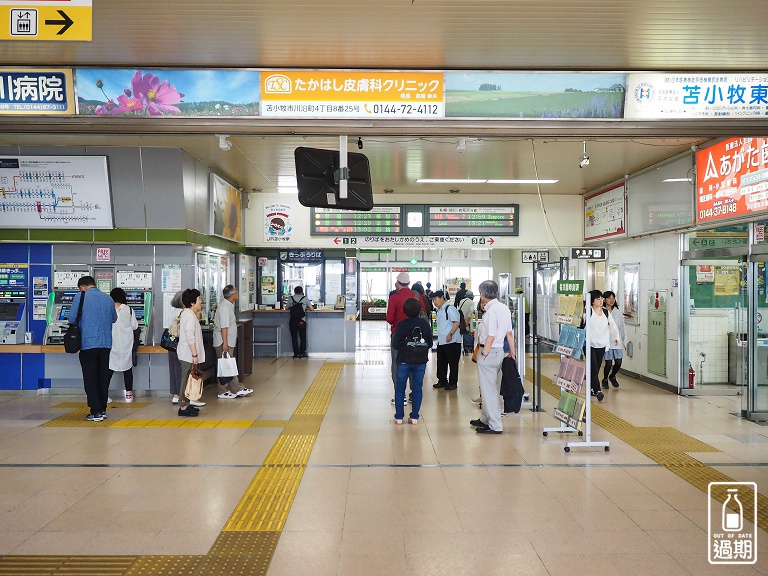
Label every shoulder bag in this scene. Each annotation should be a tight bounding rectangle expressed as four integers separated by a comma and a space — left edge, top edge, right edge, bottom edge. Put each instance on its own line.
160, 312, 181, 351
64, 291, 85, 353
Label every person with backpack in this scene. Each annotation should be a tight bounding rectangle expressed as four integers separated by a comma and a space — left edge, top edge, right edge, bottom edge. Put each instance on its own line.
458, 290, 475, 354
585, 289, 621, 402
288, 286, 314, 358
392, 297, 433, 424
430, 290, 461, 391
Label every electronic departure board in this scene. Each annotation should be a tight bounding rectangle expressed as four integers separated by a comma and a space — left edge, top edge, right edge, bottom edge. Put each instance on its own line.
428, 205, 519, 236
311, 206, 402, 235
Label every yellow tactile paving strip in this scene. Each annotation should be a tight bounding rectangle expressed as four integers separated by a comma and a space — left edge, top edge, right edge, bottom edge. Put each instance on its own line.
0, 362, 343, 576
539, 370, 768, 531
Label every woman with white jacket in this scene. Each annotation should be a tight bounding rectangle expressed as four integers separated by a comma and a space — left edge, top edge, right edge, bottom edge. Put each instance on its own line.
585, 289, 620, 402
601, 291, 627, 389
109, 288, 139, 403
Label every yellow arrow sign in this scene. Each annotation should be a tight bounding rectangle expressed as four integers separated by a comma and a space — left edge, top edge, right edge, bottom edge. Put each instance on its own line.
0, 1, 92, 41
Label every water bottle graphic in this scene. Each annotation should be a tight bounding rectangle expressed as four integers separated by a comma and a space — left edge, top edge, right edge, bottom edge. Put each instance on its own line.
722, 488, 743, 532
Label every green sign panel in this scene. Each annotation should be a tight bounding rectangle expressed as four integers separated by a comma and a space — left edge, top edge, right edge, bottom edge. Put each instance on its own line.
557, 280, 584, 295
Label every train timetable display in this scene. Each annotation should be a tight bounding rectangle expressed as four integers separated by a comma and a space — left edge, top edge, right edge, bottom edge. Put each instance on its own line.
311, 206, 402, 235
428, 205, 519, 235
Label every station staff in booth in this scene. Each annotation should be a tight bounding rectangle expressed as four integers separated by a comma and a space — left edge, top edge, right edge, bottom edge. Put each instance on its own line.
69, 276, 117, 423
213, 285, 253, 398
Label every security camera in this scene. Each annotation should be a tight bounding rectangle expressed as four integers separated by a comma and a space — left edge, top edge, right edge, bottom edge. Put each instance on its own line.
216, 134, 232, 151
579, 139, 589, 168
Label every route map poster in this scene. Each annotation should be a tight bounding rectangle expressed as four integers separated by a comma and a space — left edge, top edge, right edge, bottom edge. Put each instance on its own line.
0, 156, 113, 228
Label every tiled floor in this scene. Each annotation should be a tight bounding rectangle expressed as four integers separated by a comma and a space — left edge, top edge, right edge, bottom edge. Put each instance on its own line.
0, 338, 766, 575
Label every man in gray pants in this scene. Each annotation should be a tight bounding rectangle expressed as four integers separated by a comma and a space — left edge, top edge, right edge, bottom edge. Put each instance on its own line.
470, 280, 515, 434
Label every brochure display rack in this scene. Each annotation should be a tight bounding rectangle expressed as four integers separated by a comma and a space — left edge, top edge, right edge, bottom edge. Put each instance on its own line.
542, 326, 586, 438
543, 284, 610, 452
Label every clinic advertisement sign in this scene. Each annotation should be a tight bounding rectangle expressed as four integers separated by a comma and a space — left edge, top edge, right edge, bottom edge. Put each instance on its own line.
626, 73, 768, 119
260, 70, 444, 118
0, 68, 75, 114
584, 182, 626, 242
695, 137, 768, 224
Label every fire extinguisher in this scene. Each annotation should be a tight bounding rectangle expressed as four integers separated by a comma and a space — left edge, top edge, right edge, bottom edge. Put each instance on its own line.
688, 364, 696, 389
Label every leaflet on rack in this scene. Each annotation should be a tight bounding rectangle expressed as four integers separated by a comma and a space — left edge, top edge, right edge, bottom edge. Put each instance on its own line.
555, 357, 585, 393
555, 325, 586, 359
553, 392, 586, 431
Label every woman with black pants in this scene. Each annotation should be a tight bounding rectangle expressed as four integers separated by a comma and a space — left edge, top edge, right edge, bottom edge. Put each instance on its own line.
585, 290, 620, 402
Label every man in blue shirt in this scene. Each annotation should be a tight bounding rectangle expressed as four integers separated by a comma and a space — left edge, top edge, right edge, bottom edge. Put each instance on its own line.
69, 276, 117, 422
431, 290, 461, 391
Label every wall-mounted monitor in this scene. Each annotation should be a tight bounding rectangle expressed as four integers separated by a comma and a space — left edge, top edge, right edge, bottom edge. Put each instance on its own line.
294, 147, 373, 211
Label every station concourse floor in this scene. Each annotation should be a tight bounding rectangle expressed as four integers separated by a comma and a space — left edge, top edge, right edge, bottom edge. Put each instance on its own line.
0, 341, 767, 574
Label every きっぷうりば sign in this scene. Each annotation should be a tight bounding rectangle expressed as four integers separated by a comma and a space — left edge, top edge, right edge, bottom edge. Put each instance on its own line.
696, 137, 768, 224
260, 70, 444, 118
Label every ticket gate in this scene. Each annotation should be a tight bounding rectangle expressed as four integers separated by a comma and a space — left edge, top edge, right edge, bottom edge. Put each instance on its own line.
44, 290, 79, 345
0, 290, 26, 344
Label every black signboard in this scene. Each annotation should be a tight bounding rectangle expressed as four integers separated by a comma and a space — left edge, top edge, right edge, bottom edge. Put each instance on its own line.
310, 206, 402, 236
570, 247, 607, 260
427, 205, 519, 236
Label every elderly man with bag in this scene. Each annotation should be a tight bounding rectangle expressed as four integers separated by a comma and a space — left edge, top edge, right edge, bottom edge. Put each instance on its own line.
213, 284, 253, 399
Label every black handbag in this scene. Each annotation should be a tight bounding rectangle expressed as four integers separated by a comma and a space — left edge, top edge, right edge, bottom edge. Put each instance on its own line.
160, 328, 179, 351
63, 290, 85, 354
401, 327, 430, 365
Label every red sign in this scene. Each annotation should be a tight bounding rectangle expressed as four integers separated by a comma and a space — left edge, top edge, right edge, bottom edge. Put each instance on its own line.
696, 137, 768, 224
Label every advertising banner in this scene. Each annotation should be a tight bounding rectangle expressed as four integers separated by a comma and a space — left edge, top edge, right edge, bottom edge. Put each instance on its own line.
584, 182, 626, 241
0, 68, 75, 114
626, 73, 768, 119
695, 137, 768, 224
260, 70, 444, 118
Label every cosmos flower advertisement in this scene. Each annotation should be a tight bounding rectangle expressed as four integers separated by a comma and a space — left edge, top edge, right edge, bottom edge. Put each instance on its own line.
76, 69, 260, 116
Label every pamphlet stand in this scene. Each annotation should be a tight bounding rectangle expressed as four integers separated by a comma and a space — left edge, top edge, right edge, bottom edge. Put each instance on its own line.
565, 292, 610, 453
542, 341, 582, 438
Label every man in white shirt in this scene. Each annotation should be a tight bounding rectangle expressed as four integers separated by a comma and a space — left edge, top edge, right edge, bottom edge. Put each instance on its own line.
213, 285, 253, 398
470, 280, 515, 434
431, 290, 461, 391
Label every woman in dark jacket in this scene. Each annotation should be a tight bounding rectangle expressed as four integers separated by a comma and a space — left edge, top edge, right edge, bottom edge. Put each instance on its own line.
392, 297, 433, 424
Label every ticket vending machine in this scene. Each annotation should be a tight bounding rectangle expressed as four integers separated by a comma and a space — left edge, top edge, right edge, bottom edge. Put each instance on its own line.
44, 290, 79, 344
0, 290, 26, 344
125, 290, 152, 345
116, 270, 153, 345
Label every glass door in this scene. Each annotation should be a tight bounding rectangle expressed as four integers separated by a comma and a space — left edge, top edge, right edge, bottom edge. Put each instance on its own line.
748, 255, 768, 419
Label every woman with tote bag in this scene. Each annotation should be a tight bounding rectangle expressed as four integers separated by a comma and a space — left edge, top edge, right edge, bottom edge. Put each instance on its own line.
176, 289, 206, 417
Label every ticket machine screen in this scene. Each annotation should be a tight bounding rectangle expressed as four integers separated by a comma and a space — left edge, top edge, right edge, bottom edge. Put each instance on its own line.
0, 303, 21, 321
133, 307, 145, 322
58, 305, 71, 321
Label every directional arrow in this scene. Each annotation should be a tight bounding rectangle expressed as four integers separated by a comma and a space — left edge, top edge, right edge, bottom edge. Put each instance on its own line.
334, 237, 341, 245
488, 238, 495, 245
45, 10, 74, 35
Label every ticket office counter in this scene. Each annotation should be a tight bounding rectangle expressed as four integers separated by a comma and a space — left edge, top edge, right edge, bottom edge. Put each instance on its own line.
252, 309, 355, 357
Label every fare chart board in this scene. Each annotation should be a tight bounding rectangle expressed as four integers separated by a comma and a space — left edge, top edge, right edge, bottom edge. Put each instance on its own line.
0, 156, 113, 228
428, 205, 519, 236
311, 206, 402, 235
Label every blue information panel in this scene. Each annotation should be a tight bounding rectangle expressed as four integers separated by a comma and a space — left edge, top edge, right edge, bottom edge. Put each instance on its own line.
0, 265, 28, 288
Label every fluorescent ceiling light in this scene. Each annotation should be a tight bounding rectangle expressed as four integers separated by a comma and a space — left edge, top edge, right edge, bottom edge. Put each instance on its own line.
487, 179, 558, 184
416, 178, 557, 184
417, 179, 486, 184
662, 178, 691, 183
205, 246, 227, 255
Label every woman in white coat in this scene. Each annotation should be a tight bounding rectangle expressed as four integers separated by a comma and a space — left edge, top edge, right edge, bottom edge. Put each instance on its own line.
109, 288, 138, 403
